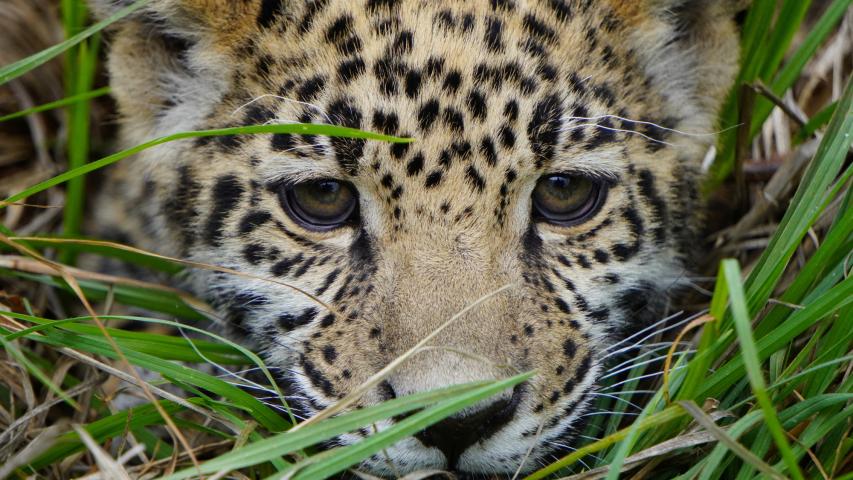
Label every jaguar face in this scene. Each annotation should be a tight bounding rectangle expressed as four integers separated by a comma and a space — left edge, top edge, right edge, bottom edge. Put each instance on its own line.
92, 0, 741, 474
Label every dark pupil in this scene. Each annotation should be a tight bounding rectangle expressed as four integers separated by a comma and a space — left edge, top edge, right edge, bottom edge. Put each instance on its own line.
543, 176, 574, 203
309, 181, 342, 205
292, 180, 353, 222
537, 175, 592, 214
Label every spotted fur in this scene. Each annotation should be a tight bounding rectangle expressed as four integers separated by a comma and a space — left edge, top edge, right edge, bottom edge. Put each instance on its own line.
91, 0, 743, 474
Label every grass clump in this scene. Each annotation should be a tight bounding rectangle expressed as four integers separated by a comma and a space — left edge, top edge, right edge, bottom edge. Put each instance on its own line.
0, 0, 851, 478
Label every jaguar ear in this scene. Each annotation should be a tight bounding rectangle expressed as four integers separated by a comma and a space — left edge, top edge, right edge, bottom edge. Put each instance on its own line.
88, 0, 285, 37
89, 0, 289, 141
610, 0, 749, 135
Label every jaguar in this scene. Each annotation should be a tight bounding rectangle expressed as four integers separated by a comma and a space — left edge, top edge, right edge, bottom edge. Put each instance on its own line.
90, 0, 744, 474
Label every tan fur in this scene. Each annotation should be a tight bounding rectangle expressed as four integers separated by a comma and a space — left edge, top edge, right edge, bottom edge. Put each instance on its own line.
91, 0, 743, 474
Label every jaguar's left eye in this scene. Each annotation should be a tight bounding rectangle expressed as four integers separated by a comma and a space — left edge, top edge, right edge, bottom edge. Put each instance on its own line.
532, 174, 607, 226
279, 179, 359, 231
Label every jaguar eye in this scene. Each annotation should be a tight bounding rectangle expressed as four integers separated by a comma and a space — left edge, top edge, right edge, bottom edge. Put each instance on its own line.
532, 174, 607, 226
280, 179, 358, 231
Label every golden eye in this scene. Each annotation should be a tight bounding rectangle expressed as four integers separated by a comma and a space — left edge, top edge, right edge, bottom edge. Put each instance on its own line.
281, 180, 358, 230
532, 174, 607, 226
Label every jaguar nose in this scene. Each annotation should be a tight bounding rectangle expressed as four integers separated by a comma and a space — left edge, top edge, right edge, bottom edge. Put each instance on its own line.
415, 386, 522, 467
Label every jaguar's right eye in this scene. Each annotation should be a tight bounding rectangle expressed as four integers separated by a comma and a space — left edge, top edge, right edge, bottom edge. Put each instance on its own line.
532, 174, 608, 227
278, 179, 359, 231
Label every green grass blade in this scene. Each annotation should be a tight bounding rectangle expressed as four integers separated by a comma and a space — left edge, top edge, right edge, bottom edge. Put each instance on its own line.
23, 401, 183, 472
755, 188, 852, 337
738, 0, 775, 80
0, 269, 207, 320
722, 259, 804, 480
801, 307, 852, 397
742, 75, 853, 317
711, 0, 851, 184
757, 0, 813, 81
524, 406, 685, 480
2, 124, 412, 206
0, 87, 111, 123
7, 322, 291, 431
796, 100, 838, 143
288, 372, 533, 480
0, 336, 79, 409
61, 34, 100, 265
703, 273, 853, 397
750, 0, 852, 139
161, 379, 517, 480
601, 360, 649, 440
3, 310, 298, 423
676, 272, 727, 402
0, 0, 148, 85
0, 235, 184, 274
779, 393, 853, 429
769, 403, 853, 478
697, 411, 764, 480
771, 356, 853, 400
604, 395, 653, 480
3, 312, 253, 364
679, 401, 783, 480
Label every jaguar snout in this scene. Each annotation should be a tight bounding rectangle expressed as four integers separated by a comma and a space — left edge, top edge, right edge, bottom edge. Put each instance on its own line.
415, 384, 524, 467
